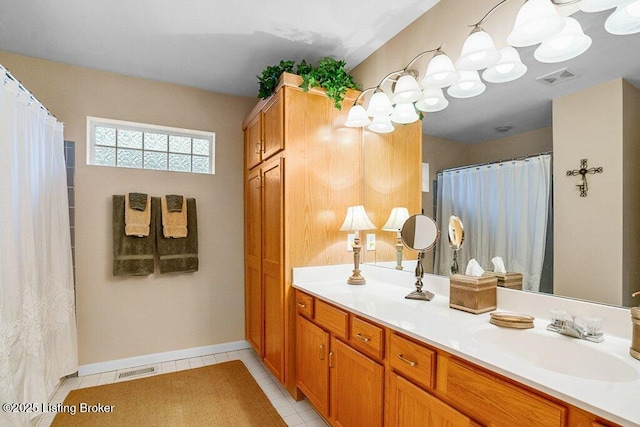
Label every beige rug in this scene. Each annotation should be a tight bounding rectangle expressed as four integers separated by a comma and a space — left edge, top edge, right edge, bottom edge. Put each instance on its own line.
51, 360, 287, 426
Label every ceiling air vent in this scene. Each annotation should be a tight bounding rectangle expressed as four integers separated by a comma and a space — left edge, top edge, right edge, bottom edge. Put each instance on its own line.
536, 68, 580, 86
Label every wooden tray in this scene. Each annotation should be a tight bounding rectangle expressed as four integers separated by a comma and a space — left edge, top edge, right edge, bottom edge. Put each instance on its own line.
489, 312, 534, 329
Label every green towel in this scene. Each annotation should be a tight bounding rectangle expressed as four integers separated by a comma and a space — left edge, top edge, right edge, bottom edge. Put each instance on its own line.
154, 197, 198, 274
113, 195, 155, 276
129, 192, 148, 211
166, 194, 184, 212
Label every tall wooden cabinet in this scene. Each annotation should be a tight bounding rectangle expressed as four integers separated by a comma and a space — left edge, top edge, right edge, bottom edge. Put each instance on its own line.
243, 73, 422, 393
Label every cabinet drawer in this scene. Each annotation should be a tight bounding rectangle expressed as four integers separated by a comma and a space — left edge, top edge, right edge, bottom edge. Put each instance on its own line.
295, 291, 314, 318
389, 333, 436, 390
349, 316, 384, 360
315, 299, 348, 339
440, 356, 566, 427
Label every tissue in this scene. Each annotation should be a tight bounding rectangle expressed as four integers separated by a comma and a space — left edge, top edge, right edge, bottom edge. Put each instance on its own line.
492, 256, 507, 273
465, 259, 485, 277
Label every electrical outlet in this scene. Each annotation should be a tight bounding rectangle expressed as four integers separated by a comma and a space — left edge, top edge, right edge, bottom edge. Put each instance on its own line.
367, 233, 376, 251
347, 233, 355, 251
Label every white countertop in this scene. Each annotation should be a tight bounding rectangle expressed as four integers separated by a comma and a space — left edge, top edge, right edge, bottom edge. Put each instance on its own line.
292, 264, 640, 427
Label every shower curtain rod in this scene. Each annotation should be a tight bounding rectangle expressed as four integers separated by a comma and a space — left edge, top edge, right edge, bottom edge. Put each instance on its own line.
1, 64, 60, 123
436, 151, 552, 175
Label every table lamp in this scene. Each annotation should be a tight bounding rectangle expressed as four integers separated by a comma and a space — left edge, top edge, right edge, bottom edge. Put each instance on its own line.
340, 205, 376, 284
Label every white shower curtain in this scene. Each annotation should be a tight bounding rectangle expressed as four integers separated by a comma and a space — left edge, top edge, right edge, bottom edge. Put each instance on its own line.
0, 72, 78, 426
434, 155, 551, 292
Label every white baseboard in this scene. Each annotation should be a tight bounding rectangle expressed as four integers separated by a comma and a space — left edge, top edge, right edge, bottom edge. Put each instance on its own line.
78, 340, 251, 376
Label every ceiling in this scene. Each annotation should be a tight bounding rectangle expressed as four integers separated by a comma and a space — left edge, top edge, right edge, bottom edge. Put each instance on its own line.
0, 0, 438, 97
1, 1, 639, 144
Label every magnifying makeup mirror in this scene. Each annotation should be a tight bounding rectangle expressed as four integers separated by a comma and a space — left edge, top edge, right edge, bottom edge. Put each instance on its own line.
401, 214, 440, 301
448, 215, 465, 275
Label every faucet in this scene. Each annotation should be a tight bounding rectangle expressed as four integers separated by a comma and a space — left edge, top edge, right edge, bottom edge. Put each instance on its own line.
547, 315, 604, 343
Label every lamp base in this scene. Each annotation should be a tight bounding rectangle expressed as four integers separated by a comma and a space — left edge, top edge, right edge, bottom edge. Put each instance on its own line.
405, 290, 435, 301
347, 269, 366, 285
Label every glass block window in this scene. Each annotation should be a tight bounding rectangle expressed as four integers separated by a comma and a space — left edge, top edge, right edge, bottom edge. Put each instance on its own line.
87, 117, 215, 174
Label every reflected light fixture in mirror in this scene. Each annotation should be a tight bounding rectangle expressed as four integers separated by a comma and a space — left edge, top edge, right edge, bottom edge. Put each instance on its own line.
340, 205, 376, 285
382, 207, 410, 270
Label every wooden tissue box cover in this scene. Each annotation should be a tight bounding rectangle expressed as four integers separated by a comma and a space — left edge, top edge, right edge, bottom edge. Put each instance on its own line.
483, 272, 523, 290
449, 274, 497, 314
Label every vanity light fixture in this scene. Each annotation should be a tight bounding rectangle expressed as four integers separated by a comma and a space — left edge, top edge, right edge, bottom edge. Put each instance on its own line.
456, 26, 501, 71
382, 207, 410, 270
507, 0, 566, 47
368, 115, 395, 133
340, 205, 376, 285
534, 17, 592, 63
605, 0, 640, 35
391, 73, 423, 104
422, 50, 460, 88
580, 0, 630, 12
415, 87, 449, 112
344, 104, 371, 127
482, 46, 528, 83
447, 70, 486, 98
390, 103, 420, 124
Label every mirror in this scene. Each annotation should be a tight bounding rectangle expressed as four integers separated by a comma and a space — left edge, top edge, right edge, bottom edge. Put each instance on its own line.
363, 5, 640, 308
448, 215, 464, 275
400, 214, 439, 301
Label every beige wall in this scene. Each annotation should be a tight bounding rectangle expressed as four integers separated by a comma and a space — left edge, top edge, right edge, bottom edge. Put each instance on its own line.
553, 79, 625, 305
0, 51, 256, 365
468, 127, 553, 164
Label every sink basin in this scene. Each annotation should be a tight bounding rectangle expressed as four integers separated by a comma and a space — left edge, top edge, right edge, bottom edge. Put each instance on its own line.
473, 328, 639, 383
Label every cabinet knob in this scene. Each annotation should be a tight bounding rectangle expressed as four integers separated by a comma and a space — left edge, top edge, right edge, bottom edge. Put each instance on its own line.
397, 354, 418, 367
355, 333, 371, 343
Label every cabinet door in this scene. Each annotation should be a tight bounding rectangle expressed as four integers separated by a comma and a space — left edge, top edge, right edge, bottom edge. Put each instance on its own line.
296, 316, 330, 416
330, 337, 383, 427
245, 112, 262, 169
245, 168, 263, 356
262, 90, 284, 161
388, 373, 475, 427
262, 156, 285, 381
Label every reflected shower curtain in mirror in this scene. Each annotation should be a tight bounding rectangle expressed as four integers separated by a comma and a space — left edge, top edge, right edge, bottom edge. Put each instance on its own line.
0, 74, 77, 426
434, 155, 551, 292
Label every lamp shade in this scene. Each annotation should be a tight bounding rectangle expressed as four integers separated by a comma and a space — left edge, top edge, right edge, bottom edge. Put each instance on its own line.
507, 0, 565, 47
456, 28, 501, 71
366, 91, 394, 116
390, 103, 420, 124
580, 0, 629, 12
382, 207, 410, 231
447, 70, 486, 98
345, 105, 371, 127
422, 51, 459, 88
415, 87, 449, 112
534, 17, 592, 63
482, 46, 528, 83
340, 205, 376, 232
368, 115, 394, 133
391, 74, 423, 104
605, 0, 640, 35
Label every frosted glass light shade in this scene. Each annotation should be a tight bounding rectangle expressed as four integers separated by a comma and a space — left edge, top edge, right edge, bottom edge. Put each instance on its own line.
605, 0, 640, 35
482, 46, 528, 83
345, 105, 371, 127
390, 103, 419, 124
368, 115, 394, 133
507, 0, 565, 47
456, 28, 501, 71
422, 52, 459, 88
366, 91, 394, 116
580, 0, 629, 12
535, 18, 592, 63
382, 207, 410, 231
340, 205, 376, 232
447, 71, 486, 98
415, 87, 449, 112
391, 74, 423, 104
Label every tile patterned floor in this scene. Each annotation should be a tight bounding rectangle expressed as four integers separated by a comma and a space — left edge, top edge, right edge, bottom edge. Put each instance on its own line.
33, 348, 329, 427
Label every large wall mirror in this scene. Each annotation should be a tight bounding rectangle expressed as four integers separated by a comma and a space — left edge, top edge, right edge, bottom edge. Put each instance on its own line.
362, 3, 640, 308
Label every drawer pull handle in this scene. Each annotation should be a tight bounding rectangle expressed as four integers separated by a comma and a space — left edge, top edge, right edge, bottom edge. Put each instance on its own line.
297, 302, 307, 308
397, 354, 418, 367
255, 142, 262, 154
329, 351, 334, 368
319, 344, 325, 361
355, 333, 371, 343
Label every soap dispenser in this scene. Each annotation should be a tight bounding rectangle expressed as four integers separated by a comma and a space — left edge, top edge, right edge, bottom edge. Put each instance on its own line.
632, 291, 640, 361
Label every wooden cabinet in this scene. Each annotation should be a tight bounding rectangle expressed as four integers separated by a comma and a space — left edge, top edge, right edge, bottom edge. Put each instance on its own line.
387, 372, 476, 427
296, 316, 329, 415
244, 90, 284, 170
244, 168, 263, 355
330, 337, 384, 427
389, 332, 436, 391
245, 112, 262, 169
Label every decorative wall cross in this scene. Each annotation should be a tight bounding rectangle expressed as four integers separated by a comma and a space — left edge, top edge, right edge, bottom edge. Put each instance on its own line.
566, 159, 603, 197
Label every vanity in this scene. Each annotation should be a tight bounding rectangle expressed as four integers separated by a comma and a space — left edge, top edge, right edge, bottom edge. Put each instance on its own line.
292, 264, 640, 427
